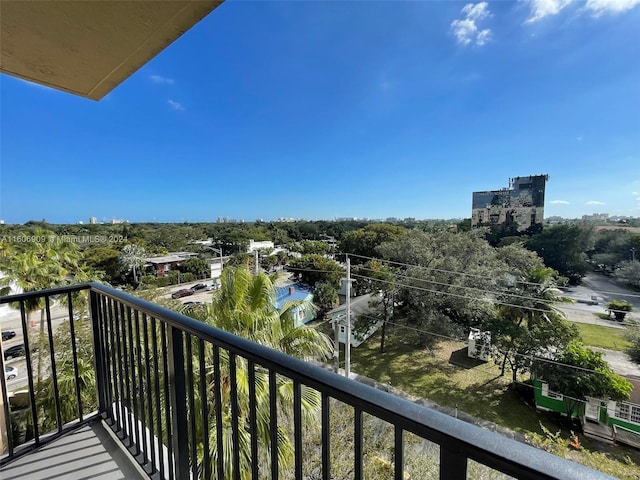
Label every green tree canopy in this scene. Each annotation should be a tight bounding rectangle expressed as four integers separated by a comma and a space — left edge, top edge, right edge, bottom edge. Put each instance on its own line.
288, 254, 344, 288
81, 246, 124, 283
377, 229, 503, 333
299, 240, 331, 255
339, 223, 408, 262
177, 257, 209, 277
537, 342, 633, 418
526, 224, 594, 284
484, 257, 576, 382
313, 282, 339, 317
615, 260, 640, 289
590, 229, 640, 272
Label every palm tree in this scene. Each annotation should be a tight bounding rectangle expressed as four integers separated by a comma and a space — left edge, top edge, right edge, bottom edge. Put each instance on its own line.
0, 230, 84, 383
190, 266, 333, 479
119, 243, 147, 285
488, 265, 577, 382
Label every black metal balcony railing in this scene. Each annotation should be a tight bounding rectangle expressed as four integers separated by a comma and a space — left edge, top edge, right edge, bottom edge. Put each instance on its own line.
0, 283, 614, 480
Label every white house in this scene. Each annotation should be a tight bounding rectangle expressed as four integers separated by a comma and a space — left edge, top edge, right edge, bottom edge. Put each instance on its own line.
328, 293, 385, 347
275, 284, 316, 328
248, 240, 274, 253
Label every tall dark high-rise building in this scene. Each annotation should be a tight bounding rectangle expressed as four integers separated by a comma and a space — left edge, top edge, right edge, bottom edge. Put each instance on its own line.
471, 175, 549, 232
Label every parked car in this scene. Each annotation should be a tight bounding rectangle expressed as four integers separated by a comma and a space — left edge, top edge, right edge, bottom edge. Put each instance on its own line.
1, 330, 16, 341
3, 344, 25, 360
204, 285, 218, 291
171, 289, 194, 299
191, 283, 207, 291
5, 365, 18, 380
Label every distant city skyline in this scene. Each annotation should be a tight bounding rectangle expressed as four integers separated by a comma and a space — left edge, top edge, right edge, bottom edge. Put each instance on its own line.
1, 1, 639, 224
0, 212, 637, 227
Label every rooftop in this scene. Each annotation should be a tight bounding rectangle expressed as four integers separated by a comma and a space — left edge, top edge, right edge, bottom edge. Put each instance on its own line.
275, 283, 313, 309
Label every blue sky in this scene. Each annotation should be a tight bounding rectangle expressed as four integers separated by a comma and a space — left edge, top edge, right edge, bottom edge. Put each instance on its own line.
1, 0, 639, 224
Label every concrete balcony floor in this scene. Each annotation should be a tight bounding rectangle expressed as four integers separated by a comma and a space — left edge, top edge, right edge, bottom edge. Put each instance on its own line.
0, 420, 147, 480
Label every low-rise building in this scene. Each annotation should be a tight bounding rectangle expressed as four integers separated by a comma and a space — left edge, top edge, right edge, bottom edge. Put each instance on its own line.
145, 252, 199, 277
329, 293, 384, 347
533, 378, 640, 448
248, 239, 275, 252
275, 283, 315, 327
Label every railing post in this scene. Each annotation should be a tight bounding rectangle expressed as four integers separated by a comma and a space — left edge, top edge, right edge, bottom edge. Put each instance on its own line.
90, 289, 108, 415
168, 325, 190, 480
440, 447, 467, 480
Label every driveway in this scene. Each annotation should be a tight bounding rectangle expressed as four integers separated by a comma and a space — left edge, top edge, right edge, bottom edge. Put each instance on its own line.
591, 347, 640, 377
581, 273, 640, 311
558, 272, 639, 323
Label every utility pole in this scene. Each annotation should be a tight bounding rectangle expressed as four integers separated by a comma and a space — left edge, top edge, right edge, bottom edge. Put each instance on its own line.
632, 247, 636, 262
254, 250, 259, 275
0, 336, 6, 455
206, 246, 224, 284
345, 257, 351, 378
333, 315, 340, 373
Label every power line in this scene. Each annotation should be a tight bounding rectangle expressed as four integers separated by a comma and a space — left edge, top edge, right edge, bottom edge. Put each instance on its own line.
351, 273, 561, 315
283, 259, 638, 321
346, 252, 640, 300
352, 312, 632, 377
343, 315, 593, 408
355, 265, 560, 306
346, 252, 547, 288
285, 266, 344, 275
283, 260, 639, 325
354, 266, 638, 319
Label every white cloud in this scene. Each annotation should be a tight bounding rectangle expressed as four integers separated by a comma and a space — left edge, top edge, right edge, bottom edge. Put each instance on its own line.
551, 200, 570, 204
636, 197, 640, 201
586, 200, 606, 205
525, 0, 640, 23
526, 0, 574, 23
461, 2, 491, 20
150, 75, 175, 85
632, 191, 639, 195
167, 99, 185, 111
586, 0, 640, 16
476, 29, 492, 46
451, 19, 478, 45
450, 3, 492, 46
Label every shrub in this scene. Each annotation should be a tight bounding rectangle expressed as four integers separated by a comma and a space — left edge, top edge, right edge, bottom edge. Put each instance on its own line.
606, 299, 633, 322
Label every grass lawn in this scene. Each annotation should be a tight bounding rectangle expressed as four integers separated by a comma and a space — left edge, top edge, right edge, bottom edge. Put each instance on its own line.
346, 324, 640, 479
575, 322, 632, 351
349, 329, 552, 435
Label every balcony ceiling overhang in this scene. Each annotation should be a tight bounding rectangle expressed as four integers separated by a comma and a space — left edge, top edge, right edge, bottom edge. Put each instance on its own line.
0, 0, 222, 100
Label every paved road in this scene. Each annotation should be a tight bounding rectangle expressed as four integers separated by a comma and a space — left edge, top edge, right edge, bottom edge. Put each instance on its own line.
553, 273, 640, 378
558, 272, 639, 324
161, 281, 219, 305
5, 356, 28, 391
1, 303, 77, 393
581, 273, 640, 311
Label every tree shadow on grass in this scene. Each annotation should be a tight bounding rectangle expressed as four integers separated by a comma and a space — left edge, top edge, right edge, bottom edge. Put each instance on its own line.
351, 333, 461, 385
448, 346, 486, 368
